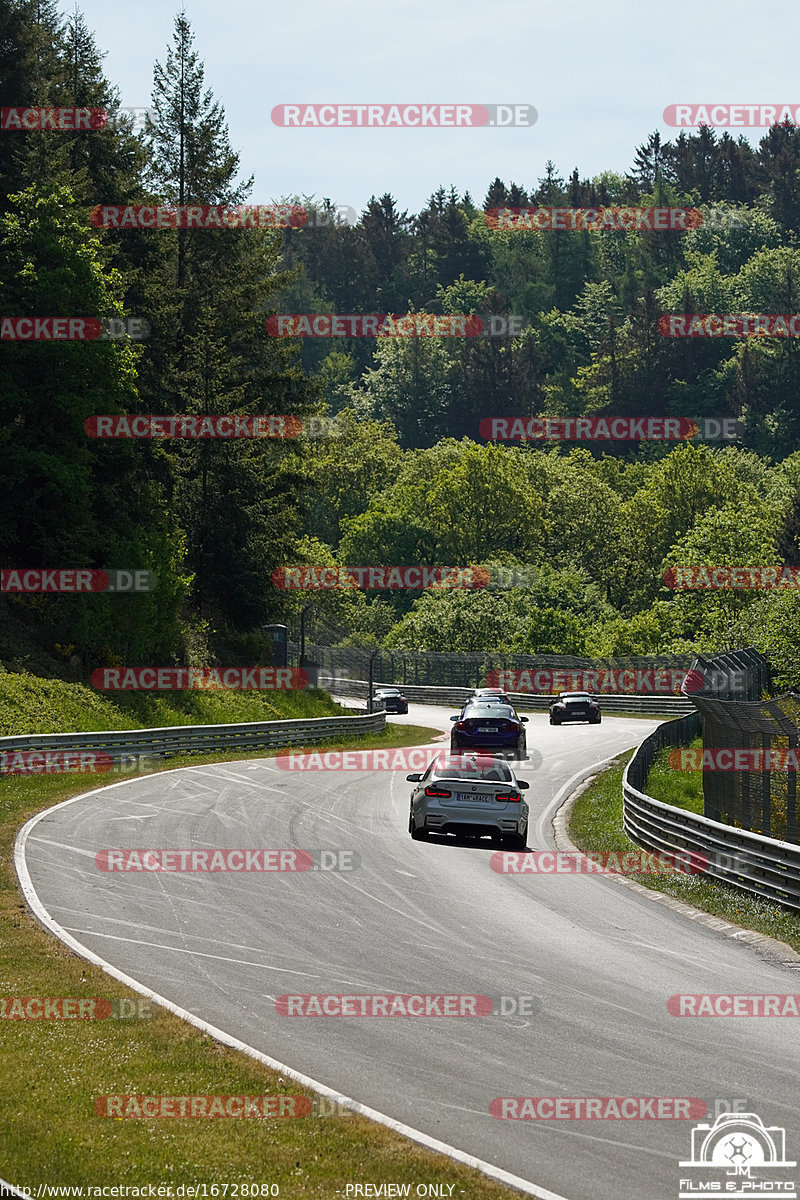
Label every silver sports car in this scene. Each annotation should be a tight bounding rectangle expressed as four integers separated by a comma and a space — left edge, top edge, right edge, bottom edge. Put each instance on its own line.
407, 752, 529, 848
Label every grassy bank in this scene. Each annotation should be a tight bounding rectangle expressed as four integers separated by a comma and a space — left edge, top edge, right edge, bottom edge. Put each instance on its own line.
0, 669, 346, 736
642, 736, 704, 814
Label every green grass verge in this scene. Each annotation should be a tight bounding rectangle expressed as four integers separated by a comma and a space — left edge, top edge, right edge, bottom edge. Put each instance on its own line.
568, 750, 800, 954
641, 737, 704, 814
0, 710, 518, 1195
0, 670, 346, 736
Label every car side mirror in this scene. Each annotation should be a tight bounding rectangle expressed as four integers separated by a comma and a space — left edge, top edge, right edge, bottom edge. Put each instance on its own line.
517, 779, 529, 790
407, 773, 422, 782
520, 716, 529, 723
450, 715, 459, 721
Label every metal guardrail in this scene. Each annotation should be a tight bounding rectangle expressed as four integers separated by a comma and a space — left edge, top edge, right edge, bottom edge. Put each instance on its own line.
623, 713, 800, 913
0, 711, 386, 766
324, 676, 694, 715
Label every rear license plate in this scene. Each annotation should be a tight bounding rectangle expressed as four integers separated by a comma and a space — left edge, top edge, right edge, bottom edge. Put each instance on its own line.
477, 726, 497, 733
456, 792, 489, 802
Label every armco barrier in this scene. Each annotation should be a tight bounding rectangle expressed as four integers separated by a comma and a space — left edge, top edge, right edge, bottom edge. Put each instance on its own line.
623, 713, 800, 913
0, 711, 386, 767
324, 676, 694, 715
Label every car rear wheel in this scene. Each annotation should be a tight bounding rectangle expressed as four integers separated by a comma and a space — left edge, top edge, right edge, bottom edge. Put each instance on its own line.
590, 714, 601, 724
549, 715, 559, 725
504, 831, 527, 850
409, 810, 428, 840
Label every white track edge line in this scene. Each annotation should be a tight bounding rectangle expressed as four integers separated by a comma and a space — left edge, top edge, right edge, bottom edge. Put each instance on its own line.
13, 775, 570, 1200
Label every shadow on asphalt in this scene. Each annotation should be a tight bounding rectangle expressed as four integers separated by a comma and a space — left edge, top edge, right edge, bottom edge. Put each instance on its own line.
412, 832, 527, 853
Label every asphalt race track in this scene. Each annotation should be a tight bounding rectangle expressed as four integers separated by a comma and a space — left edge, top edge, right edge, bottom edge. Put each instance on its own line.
17, 703, 800, 1200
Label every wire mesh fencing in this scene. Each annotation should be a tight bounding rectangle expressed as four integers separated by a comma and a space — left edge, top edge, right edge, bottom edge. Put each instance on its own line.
675, 647, 800, 843
293, 644, 703, 691
690, 688, 800, 842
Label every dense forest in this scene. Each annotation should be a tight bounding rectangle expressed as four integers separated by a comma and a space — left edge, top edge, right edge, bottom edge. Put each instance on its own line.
4, 0, 800, 688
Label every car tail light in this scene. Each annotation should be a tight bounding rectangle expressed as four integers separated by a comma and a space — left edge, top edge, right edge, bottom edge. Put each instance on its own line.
456, 721, 467, 730
495, 792, 521, 802
424, 785, 451, 798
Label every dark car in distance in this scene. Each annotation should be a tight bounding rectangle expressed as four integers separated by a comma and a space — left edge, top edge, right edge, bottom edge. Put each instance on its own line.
450, 700, 528, 759
372, 687, 409, 714
549, 691, 601, 725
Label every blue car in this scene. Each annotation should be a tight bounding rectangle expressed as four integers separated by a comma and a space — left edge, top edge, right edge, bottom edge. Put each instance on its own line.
450, 700, 528, 760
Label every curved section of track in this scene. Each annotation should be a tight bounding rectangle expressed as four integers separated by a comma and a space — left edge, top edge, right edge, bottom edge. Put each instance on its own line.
17, 706, 800, 1200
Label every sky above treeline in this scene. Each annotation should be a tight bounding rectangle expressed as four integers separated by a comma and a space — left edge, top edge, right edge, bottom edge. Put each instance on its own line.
74, 0, 800, 216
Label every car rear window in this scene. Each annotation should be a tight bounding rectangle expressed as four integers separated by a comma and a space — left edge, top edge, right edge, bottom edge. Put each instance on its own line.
434, 759, 513, 782
464, 704, 516, 717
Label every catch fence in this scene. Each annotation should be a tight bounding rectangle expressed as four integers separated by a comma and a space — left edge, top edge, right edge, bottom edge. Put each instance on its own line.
297, 644, 700, 691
